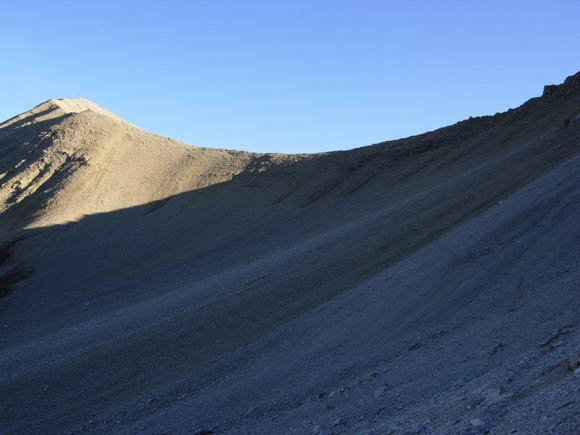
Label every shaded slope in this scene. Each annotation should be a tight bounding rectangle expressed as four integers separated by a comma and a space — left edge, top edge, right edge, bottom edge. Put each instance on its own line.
0, 72, 579, 434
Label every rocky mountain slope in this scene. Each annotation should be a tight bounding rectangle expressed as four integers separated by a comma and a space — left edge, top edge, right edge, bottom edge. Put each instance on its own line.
1, 73, 580, 434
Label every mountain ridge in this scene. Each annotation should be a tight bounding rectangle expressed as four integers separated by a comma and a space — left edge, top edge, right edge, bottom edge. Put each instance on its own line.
1, 70, 578, 233
1, 71, 580, 434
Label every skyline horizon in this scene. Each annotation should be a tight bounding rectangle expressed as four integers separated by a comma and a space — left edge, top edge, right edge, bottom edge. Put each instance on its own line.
2, 1, 580, 153
6, 68, 578, 155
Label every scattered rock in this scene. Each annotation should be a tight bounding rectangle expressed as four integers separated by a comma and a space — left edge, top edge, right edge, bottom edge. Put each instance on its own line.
470, 418, 485, 427
556, 400, 573, 410
374, 384, 390, 397
538, 322, 579, 349
474, 384, 511, 404
408, 341, 423, 352
490, 342, 505, 356
567, 354, 580, 371
408, 421, 425, 434
560, 117, 571, 129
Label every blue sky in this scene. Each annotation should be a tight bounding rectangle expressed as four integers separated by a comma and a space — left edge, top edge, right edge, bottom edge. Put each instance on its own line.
1, 1, 579, 153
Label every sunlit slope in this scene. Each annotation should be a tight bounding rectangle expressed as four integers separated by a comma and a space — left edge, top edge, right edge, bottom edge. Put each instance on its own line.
0, 98, 267, 229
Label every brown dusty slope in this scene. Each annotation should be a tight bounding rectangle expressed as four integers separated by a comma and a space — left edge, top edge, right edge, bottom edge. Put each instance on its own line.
1, 74, 580, 434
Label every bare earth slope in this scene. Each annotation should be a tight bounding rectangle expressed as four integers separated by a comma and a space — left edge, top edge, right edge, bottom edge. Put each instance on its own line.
1, 75, 579, 434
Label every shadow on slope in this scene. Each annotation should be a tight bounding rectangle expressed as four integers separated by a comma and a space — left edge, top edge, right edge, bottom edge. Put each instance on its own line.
0, 114, 579, 433
0, 71, 579, 433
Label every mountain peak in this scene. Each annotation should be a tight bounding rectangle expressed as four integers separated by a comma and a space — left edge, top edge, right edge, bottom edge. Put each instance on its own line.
0, 97, 128, 130
47, 97, 127, 123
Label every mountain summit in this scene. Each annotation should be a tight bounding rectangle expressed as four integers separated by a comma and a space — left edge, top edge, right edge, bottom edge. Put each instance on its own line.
0, 97, 127, 130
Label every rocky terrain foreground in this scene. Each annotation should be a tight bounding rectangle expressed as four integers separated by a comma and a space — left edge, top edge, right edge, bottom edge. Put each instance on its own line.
1, 73, 580, 434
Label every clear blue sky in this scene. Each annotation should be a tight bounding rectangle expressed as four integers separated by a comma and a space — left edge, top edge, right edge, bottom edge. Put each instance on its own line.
1, 1, 579, 153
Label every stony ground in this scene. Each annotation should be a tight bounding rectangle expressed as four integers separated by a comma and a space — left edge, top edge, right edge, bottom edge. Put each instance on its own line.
1, 73, 579, 434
